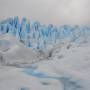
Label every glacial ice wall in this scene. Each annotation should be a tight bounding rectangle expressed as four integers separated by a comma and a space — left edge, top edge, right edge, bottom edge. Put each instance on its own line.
0, 16, 90, 50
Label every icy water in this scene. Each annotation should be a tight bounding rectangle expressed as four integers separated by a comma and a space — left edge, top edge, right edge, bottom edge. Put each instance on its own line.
23, 67, 83, 90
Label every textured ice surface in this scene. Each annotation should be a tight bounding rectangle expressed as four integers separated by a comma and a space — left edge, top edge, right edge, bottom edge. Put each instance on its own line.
0, 17, 90, 51
23, 68, 82, 90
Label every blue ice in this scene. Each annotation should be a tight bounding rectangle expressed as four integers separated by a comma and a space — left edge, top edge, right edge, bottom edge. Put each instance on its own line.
0, 16, 90, 50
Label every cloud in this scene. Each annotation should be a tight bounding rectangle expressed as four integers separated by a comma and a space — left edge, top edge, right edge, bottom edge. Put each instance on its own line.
0, 0, 89, 26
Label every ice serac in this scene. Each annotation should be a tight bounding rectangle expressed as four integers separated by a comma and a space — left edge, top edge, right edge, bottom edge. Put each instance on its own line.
0, 16, 90, 50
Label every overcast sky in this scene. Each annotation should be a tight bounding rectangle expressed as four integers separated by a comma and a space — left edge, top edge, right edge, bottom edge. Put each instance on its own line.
0, 0, 90, 26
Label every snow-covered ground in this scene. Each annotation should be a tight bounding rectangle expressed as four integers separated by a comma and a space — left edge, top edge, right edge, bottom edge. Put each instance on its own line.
0, 34, 90, 90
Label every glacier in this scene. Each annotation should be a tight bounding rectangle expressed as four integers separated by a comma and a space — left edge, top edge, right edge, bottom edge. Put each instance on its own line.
0, 16, 90, 51
0, 17, 90, 90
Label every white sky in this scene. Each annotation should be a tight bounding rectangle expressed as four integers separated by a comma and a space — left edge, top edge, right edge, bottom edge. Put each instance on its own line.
0, 0, 90, 26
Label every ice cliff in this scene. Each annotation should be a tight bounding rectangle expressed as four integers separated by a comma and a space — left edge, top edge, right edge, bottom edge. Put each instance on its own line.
0, 16, 90, 51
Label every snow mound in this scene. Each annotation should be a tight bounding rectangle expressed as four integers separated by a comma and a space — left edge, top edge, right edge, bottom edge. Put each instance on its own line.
0, 34, 45, 67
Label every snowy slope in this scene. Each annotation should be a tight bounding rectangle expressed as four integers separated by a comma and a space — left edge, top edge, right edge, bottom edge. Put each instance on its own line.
0, 17, 90, 90
0, 34, 44, 67
0, 38, 90, 90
